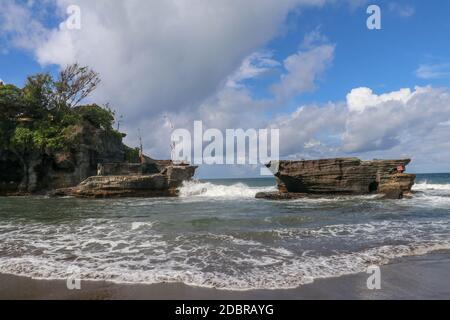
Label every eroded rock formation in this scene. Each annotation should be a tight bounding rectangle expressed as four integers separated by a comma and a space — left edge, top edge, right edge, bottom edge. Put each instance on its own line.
257, 158, 416, 200
0, 121, 132, 195
52, 164, 197, 198
1, 120, 197, 197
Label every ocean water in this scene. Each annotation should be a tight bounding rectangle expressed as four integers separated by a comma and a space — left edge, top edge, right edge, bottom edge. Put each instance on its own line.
0, 173, 450, 290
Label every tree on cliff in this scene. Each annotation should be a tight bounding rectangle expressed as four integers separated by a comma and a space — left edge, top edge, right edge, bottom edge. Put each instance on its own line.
0, 64, 122, 192
0, 84, 25, 148
54, 63, 101, 108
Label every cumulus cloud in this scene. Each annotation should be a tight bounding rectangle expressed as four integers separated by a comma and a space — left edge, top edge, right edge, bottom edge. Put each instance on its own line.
131, 84, 450, 173
273, 102, 346, 158
343, 86, 450, 153
32, 0, 328, 120
273, 86, 450, 163
346, 87, 413, 113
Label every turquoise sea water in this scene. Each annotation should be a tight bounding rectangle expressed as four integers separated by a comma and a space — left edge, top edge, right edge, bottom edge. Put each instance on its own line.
0, 174, 449, 290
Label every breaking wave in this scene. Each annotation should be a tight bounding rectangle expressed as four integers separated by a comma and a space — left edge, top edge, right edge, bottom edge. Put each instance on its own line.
0, 218, 449, 291
0, 240, 448, 291
413, 182, 450, 191
179, 181, 276, 199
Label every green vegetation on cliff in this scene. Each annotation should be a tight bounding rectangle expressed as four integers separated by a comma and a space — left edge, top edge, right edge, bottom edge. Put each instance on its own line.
0, 64, 140, 194
0, 65, 119, 152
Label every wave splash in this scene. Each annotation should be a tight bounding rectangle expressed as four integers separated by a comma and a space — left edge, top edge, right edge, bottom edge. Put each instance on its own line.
179, 180, 450, 199
413, 181, 450, 191
179, 181, 276, 199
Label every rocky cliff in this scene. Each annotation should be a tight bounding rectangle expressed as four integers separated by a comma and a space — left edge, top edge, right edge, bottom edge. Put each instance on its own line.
257, 158, 416, 200
0, 121, 190, 195
0, 121, 132, 195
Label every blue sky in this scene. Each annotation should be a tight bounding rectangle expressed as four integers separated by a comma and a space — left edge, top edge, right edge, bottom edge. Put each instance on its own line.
1, 0, 450, 177
246, 0, 450, 106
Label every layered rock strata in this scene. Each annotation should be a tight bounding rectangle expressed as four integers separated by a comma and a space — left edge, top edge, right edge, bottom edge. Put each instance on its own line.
52, 165, 196, 198
257, 158, 416, 200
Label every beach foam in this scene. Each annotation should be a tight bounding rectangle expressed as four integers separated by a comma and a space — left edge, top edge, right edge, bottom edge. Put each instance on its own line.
0, 240, 449, 290
0, 217, 449, 290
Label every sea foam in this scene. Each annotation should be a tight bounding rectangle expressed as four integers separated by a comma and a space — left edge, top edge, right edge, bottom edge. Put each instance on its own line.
179, 181, 276, 199
413, 181, 450, 191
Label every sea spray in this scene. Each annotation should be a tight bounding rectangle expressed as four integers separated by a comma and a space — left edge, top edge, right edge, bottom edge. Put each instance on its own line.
178, 180, 276, 198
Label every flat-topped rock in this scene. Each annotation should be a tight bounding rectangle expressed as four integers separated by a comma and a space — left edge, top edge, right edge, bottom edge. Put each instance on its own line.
258, 158, 416, 200
52, 165, 197, 198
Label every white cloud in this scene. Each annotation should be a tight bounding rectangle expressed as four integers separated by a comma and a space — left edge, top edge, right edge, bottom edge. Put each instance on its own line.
31, 0, 329, 121
272, 34, 335, 99
388, 3, 415, 17
176, 85, 450, 174
0, 0, 51, 51
346, 87, 413, 113
273, 86, 450, 162
226, 51, 280, 88
300, 27, 328, 49
342, 86, 450, 153
416, 63, 450, 80
273, 102, 345, 158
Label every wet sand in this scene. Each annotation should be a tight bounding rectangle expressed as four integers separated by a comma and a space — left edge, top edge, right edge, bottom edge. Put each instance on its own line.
1, 252, 450, 300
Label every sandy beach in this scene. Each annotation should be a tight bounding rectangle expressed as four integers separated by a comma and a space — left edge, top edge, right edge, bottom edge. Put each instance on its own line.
1, 252, 449, 300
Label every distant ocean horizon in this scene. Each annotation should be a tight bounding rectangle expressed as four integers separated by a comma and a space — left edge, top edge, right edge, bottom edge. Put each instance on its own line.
1, 173, 450, 291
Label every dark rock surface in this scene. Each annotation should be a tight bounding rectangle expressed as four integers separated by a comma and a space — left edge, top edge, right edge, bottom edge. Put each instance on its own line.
257, 158, 416, 200
255, 192, 311, 200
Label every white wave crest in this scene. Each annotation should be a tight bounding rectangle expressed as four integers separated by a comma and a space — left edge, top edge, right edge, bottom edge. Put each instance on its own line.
131, 221, 157, 231
413, 182, 450, 191
179, 181, 276, 199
